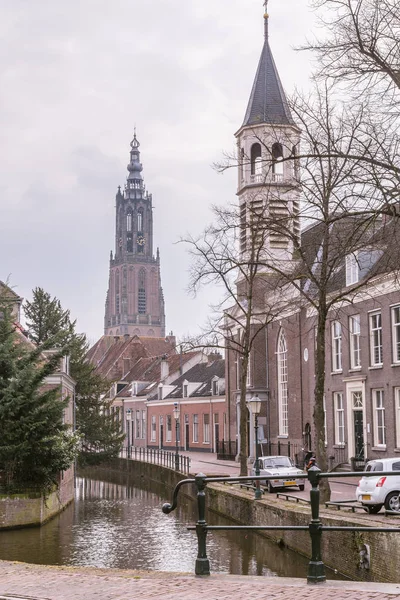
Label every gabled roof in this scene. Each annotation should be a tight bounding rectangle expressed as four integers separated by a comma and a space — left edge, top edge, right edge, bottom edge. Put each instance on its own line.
87, 335, 176, 380
242, 38, 294, 128
148, 358, 226, 401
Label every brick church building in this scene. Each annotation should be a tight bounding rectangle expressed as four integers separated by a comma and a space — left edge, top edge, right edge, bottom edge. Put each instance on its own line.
104, 132, 165, 338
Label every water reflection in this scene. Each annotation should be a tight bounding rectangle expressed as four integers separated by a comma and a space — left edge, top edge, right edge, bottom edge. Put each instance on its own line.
0, 470, 343, 579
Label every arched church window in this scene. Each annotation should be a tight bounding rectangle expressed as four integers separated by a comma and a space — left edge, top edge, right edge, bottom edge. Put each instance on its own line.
127, 212, 132, 232
137, 209, 143, 233
277, 329, 288, 436
138, 268, 146, 314
272, 143, 284, 176
250, 143, 262, 176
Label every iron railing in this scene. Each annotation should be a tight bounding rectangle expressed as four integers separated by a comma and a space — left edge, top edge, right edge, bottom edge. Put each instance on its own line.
120, 446, 191, 475
216, 440, 237, 461
162, 466, 400, 583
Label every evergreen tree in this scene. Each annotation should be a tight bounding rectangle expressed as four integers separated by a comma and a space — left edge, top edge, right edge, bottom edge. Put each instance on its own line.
69, 334, 125, 464
23, 289, 124, 464
0, 289, 79, 492
24, 287, 74, 345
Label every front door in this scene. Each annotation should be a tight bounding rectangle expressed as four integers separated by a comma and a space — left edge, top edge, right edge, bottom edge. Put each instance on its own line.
354, 410, 364, 460
160, 425, 164, 449
185, 424, 190, 450
214, 423, 220, 454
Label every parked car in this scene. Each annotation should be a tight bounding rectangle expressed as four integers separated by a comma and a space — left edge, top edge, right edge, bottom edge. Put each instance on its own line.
356, 458, 400, 514
251, 455, 305, 493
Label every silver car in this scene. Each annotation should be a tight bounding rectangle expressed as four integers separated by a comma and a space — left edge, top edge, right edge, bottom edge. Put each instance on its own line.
251, 455, 305, 493
356, 458, 400, 514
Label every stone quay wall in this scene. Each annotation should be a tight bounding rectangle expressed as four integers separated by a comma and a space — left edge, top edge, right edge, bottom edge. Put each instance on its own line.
99, 458, 400, 584
0, 477, 74, 530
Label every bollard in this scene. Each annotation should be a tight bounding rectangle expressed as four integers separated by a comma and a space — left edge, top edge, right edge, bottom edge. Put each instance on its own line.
194, 473, 210, 576
307, 464, 326, 584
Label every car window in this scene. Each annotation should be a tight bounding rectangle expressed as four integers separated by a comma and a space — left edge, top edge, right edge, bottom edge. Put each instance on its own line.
365, 461, 383, 472
272, 457, 292, 468
392, 461, 400, 471
264, 460, 273, 468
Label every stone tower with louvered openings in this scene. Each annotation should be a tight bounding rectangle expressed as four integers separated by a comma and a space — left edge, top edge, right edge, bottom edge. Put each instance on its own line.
104, 132, 166, 337
236, 2, 300, 268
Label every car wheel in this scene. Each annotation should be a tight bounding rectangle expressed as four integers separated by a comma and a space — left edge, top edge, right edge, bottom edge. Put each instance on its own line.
365, 504, 383, 514
299, 484, 305, 492
385, 492, 400, 512
267, 481, 274, 493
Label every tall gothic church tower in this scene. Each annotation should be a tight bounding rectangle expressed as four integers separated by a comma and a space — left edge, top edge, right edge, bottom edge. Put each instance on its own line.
104, 133, 165, 337
236, 2, 300, 268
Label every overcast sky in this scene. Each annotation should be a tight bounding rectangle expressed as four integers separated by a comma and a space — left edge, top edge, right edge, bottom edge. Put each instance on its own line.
0, 0, 321, 345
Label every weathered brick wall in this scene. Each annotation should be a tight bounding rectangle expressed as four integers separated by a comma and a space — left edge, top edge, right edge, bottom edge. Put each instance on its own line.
0, 486, 74, 530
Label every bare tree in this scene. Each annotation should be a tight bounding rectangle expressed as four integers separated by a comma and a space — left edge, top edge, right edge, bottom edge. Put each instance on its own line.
307, 0, 400, 95
181, 196, 291, 476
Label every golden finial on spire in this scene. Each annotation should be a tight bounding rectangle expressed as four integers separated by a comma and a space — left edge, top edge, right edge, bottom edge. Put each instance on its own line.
263, 0, 269, 38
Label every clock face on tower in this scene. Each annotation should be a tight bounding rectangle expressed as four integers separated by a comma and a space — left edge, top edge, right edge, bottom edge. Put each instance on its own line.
137, 235, 146, 246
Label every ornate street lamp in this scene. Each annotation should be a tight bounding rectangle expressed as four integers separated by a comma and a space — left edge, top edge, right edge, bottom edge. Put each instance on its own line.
247, 394, 262, 500
173, 402, 180, 471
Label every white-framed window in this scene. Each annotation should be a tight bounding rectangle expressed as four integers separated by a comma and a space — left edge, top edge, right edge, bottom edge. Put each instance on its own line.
345, 252, 359, 286
151, 415, 156, 442
141, 410, 146, 439
166, 415, 172, 442
277, 329, 288, 436
349, 315, 361, 369
334, 392, 345, 445
395, 388, 400, 448
183, 382, 188, 398
203, 414, 210, 444
332, 321, 342, 372
373, 389, 386, 446
136, 410, 140, 439
323, 395, 327, 446
212, 378, 219, 396
392, 306, 400, 364
370, 312, 383, 366
193, 414, 199, 443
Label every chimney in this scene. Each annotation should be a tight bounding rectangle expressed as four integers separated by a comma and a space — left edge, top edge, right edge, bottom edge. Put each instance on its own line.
165, 331, 176, 349
208, 352, 222, 363
160, 354, 169, 380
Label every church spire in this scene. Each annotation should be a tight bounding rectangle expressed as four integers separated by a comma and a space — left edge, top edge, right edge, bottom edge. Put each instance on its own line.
264, 0, 269, 39
242, 1, 294, 127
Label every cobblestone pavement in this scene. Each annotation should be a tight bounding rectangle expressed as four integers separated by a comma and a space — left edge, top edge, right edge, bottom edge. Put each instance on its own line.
0, 561, 399, 600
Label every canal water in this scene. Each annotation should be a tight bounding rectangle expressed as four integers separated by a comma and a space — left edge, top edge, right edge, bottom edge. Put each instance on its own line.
0, 469, 343, 579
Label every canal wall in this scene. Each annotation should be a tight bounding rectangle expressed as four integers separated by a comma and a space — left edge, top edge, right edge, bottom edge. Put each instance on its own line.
95, 458, 400, 584
0, 474, 74, 530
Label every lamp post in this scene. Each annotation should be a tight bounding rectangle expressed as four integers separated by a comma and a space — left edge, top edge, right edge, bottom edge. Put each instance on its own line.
248, 394, 262, 500
173, 402, 180, 471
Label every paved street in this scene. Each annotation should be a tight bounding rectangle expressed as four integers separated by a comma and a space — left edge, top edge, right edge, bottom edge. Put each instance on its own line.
0, 561, 399, 600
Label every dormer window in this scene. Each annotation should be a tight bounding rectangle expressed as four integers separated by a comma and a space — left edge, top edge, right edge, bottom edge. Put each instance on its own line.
183, 381, 188, 398
158, 385, 163, 400
212, 378, 219, 396
346, 252, 359, 286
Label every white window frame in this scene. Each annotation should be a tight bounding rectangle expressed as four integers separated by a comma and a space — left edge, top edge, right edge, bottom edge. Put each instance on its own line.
203, 414, 210, 444
166, 415, 172, 442
151, 415, 156, 442
333, 392, 345, 446
193, 414, 199, 443
212, 379, 219, 396
323, 395, 327, 446
277, 330, 288, 436
135, 410, 140, 439
349, 315, 361, 369
345, 252, 359, 286
369, 312, 383, 366
373, 389, 386, 447
395, 388, 400, 448
392, 306, 400, 364
141, 410, 146, 439
332, 321, 342, 372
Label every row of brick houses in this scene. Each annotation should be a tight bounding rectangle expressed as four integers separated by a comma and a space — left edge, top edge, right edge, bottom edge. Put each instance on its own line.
88, 333, 230, 454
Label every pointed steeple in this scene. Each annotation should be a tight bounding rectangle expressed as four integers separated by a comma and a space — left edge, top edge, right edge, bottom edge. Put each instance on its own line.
242, 2, 294, 127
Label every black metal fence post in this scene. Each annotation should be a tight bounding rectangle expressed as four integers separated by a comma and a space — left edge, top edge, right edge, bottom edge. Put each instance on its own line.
194, 473, 210, 576
307, 465, 326, 584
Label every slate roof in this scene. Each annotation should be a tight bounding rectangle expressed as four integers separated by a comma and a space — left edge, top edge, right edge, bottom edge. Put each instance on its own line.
242, 38, 294, 127
147, 358, 226, 401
